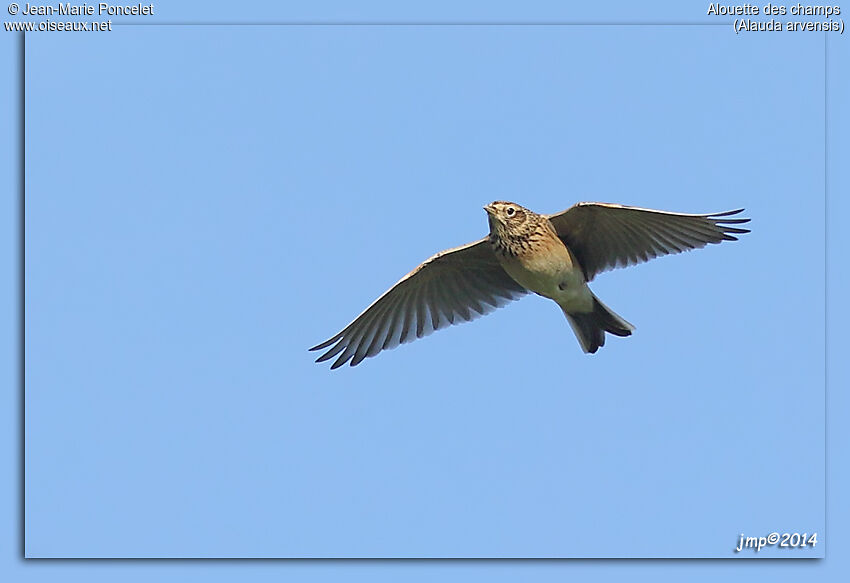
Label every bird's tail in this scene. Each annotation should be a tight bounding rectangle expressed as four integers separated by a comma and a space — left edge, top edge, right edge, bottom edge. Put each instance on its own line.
563, 294, 634, 354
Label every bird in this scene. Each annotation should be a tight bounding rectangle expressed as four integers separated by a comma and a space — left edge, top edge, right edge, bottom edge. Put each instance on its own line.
310, 201, 750, 369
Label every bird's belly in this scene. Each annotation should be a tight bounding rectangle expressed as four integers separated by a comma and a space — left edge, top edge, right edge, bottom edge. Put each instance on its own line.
499, 244, 587, 305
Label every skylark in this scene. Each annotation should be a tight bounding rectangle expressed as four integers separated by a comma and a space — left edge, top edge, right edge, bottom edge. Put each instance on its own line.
311, 201, 750, 369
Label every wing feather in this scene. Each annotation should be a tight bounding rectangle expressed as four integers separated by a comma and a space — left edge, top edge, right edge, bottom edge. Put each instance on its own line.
547, 202, 750, 280
310, 238, 528, 368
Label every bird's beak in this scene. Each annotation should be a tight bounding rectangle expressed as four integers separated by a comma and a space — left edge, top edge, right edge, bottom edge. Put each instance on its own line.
483, 204, 496, 216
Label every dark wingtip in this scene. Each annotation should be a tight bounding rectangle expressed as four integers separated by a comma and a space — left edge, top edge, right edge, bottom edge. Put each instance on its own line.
310, 331, 345, 352
307, 340, 332, 352
711, 210, 750, 221
710, 229, 748, 243
711, 208, 746, 217
330, 354, 353, 370
712, 209, 751, 240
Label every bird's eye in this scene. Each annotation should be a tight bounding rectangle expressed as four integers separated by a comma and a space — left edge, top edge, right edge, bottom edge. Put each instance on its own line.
506, 207, 515, 217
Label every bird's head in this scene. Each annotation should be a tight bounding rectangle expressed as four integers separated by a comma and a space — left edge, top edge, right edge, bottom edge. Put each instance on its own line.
484, 201, 535, 240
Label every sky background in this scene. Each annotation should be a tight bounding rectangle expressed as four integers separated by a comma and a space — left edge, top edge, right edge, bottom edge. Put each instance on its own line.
3, 0, 849, 581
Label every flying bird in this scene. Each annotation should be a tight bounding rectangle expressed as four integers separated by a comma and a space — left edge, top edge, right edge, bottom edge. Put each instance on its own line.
311, 201, 750, 369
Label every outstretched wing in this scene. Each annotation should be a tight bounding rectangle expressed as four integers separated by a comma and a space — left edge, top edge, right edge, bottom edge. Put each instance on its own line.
310, 238, 528, 369
547, 202, 750, 281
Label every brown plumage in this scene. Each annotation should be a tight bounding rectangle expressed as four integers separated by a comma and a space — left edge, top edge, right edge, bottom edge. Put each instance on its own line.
311, 201, 750, 369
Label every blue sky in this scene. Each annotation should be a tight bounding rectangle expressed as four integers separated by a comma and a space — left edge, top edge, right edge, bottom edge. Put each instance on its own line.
3, 0, 849, 580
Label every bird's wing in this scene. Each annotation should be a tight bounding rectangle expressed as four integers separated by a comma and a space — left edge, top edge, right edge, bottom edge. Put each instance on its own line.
310, 238, 528, 369
547, 202, 750, 281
